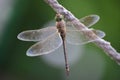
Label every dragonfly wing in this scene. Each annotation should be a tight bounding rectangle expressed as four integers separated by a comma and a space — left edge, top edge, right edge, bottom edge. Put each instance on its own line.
66, 15, 100, 29
66, 29, 105, 45
26, 33, 62, 56
66, 29, 91, 45
92, 29, 106, 38
66, 15, 104, 45
79, 15, 100, 27
17, 27, 57, 42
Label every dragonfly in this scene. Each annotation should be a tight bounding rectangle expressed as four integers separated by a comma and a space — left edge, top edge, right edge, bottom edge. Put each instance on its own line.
17, 14, 105, 76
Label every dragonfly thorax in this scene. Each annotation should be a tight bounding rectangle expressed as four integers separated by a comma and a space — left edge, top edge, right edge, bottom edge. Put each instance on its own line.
56, 20, 66, 40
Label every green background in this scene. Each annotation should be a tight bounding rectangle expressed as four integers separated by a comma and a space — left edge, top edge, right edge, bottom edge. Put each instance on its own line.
0, 0, 120, 80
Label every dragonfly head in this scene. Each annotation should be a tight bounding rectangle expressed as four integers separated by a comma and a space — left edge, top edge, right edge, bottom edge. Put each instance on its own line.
55, 13, 64, 22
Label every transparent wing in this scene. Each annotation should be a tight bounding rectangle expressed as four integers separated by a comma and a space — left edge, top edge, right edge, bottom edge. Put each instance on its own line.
26, 33, 62, 56
17, 27, 57, 42
92, 29, 105, 38
66, 29, 105, 45
66, 15, 100, 30
66, 15, 104, 45
79, 15, 100, 27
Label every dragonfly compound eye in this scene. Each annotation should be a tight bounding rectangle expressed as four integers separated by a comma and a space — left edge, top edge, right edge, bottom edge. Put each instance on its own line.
55, 14, 63, 22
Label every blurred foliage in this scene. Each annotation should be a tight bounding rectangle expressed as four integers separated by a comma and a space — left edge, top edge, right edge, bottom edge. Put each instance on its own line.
0, 0, 120, 80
